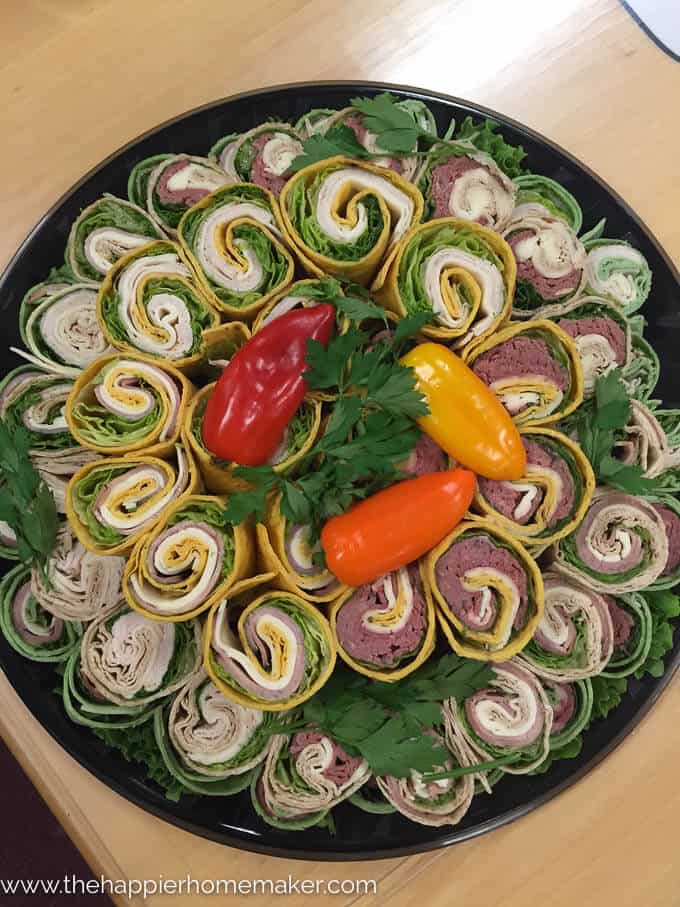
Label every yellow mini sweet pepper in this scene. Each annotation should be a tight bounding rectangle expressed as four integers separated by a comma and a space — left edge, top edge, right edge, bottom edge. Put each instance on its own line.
401, 342, 526, 480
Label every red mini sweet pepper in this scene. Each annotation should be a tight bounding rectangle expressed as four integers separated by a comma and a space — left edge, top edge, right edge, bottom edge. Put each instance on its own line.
202, 304, 336, 466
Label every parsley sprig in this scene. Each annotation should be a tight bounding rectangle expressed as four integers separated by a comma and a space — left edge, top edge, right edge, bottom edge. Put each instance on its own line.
0, 418, 58, 583
571, 369, 667, 495
268, 655, 494, 778
222, 307, 430, 543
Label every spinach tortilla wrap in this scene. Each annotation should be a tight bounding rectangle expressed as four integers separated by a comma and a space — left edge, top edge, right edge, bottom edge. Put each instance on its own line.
512, 174, 583, 233
279, 156, 424, 287
443, 660, 553, 774
15, 283, 111, 377
65, 353, 193, 458
204, 590, 336, 712
127, 153, 231, 236
600, 593, 654, 679
581, 219, 651, 315
185, 385, 321, 494
251, 729, 369, 830
297, 100, 437, 182
66, 444, 199, 556
424, 519, 544, 662
329, 562, 436, 681
178, 183, 294, 319
375, 217, 516, 347
122, 494, 254, 621
418, 145, 517, 229
210, 122, 303, 196
63, 603, 201, 730
0, 564, 81, 663
463, 319, 583, 426
97, 240, 220, 372
547, 296, 632, 397
376, 723, 478, 827
66, 194, 165, 281
553, 487, 668, 593
502, 211, 586, 317
153, 669, 277, 796
515, 571, 614, 681
473, 427, 595, 547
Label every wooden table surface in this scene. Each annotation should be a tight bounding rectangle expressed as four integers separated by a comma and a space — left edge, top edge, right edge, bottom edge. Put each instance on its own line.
1, 1, 679, 904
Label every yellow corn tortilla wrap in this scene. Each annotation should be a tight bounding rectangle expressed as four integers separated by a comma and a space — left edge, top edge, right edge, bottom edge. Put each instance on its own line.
255, 494, 347, 604
461, 319, 584, 426
122, 493, 255, 622
424, 519, 544, 662
65, 444, 201, 557
471, 427, 595, 546
374, 218, 516, 346
97, 240, 221, 375
203, 589, 337, 712
65, 353, 194, 459
279, 156, 424, 287
184, 384, 322, 494
177, 184, 295, 321
329, 562, 436, 682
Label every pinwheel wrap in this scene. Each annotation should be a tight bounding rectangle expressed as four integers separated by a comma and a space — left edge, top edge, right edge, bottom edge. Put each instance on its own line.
554, 488, 668, 593
445, 660, 553, 774
256, 494, 346, 604
513, 174, 583, 233
66, 444, 199, 556
153, 670, 276, 796
0, 564, 81, 662
65, 354, 193, 458
600, 593, 653, 679
63, 603, 200, 729
0, 366, 75, 452
376, 727, 477, 827
503, 212, 586, 316
205, 590, 336, 712
516, 572, 614, 680
612, 400, 680, 493
15, 283, 111, 377
463, 320, 583, 426
473, 427, 595, 546
425, 519, 544, 661
185, 386, 321, 494
97, 240, 220, 372
582, 226, 651, 315
418, 145, 517, 229
127, 154, 231, 236
210, 122, 303, 196
329, 563, 436, 681
279, 156, 424, 287
178, 183, 294, 319
31, 525, 125, 622
647, 497, 680, 591
123, 494, 254, 621
19, 268, 88, 331
196, 321, 251, 382
622, 332, 659, 401
375, 218, 516, 347
531, 677, 593, 766
66, 194, 164, 281
252, 730, 369, 829
548, 296, 632, 396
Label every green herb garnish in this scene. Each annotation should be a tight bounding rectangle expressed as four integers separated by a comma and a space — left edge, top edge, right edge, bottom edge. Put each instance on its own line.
269, 655, 494, 778
0, 418, 58, 582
